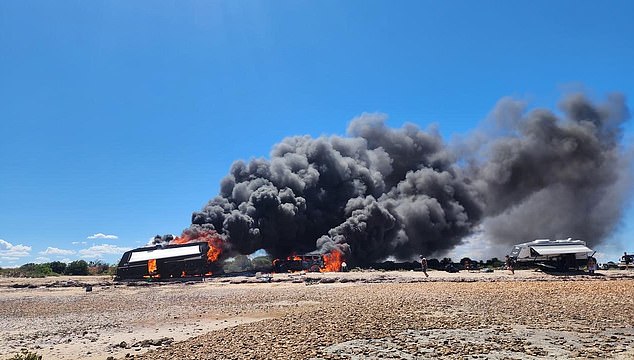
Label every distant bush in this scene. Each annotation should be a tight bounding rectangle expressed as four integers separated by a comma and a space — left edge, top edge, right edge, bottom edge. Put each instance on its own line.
223, 255, 253, 273
0, 259, 118, 278
223, 255, 274, 273
106, 265, 117, 276
485, 257, 504, 268
47, 261, 67, 274
65, 260, 89, 275
0, 267, 11, 277
3, 263, 57, 278
88, 260, 110, 275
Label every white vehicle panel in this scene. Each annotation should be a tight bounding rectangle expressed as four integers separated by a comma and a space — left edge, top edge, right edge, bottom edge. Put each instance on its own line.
129, 245, 202, 262
530, 245, 593, 256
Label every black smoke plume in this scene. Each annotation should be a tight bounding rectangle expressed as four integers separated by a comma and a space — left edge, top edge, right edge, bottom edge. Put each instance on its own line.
469, 93, 631, 247
188, 93, 631, 264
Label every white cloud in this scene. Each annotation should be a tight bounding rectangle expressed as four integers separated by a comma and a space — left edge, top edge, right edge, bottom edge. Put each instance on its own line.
72, 241, 87, 245
35, 256, 51, 263
41, 247, 76, 256
0, 259, 18, 267
87, 233, 119, 240
79, 244, 131, 259
0, 239, 32, 258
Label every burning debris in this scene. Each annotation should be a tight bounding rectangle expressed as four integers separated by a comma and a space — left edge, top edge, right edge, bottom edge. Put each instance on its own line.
321, 250, 344, 272
272, 250, 345, 273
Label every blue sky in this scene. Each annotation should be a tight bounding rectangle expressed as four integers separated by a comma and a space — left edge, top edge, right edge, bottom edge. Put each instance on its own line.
1, 1, 633, 266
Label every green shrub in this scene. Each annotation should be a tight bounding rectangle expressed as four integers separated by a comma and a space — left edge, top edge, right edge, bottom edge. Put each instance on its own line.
223, 255, 253, 273
65, 260, 89, 275
16, 263, 55, 278
106, 265, 117, 276
47, 261, 67, 274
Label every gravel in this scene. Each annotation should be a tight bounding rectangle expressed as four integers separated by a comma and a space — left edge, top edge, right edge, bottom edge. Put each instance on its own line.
139, 275, 633, 359
0, 271, 633, 359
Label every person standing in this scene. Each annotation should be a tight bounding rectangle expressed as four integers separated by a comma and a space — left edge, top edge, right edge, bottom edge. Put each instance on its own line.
587, 257, 597, 275
420, 256, 429, 278
624, 252, 631, 270
505, 255, 515, 275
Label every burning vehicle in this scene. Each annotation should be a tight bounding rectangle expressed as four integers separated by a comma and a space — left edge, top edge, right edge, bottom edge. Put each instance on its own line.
114, 227, 346, 280
115, 230, 224, 280
115, 242, 216, 280
273, 250, 344, 273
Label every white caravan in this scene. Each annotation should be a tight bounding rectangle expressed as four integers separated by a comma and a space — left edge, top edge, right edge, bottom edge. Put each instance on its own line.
509, 238, 594, 271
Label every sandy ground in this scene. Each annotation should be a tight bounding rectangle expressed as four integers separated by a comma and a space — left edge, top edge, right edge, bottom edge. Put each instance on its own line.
1, 270, 633, 359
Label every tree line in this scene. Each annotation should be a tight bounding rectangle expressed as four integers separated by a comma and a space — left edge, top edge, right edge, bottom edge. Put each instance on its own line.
0, 260, 115, 278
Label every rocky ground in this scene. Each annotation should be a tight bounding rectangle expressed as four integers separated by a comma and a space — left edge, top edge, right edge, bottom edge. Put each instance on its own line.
1, 270, 633, 359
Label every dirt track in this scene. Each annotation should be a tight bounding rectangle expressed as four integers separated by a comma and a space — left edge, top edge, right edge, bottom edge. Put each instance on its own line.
1, 270, 633, 359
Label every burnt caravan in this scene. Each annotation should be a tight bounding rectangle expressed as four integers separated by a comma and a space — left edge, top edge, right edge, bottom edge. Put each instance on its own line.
115, 242, 213, 280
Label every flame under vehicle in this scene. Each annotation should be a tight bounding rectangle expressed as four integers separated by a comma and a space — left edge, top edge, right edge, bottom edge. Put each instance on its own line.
273, 251, 343, 273
115, 242, 214, 280
509, 238, 594, 271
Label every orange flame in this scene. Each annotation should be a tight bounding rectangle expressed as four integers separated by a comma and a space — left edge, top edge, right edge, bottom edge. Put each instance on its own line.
148, 259, 157, 274
321, 250, 344, 272
170, 229, 224, 263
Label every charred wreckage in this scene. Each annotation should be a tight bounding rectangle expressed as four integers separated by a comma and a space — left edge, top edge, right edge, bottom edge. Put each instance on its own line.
115, 231, 345, 281
115, 231, 224, 281
115, 242, 217, 281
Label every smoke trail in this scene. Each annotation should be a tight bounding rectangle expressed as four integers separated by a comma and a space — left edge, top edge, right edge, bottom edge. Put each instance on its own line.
188, 93, 631, 263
